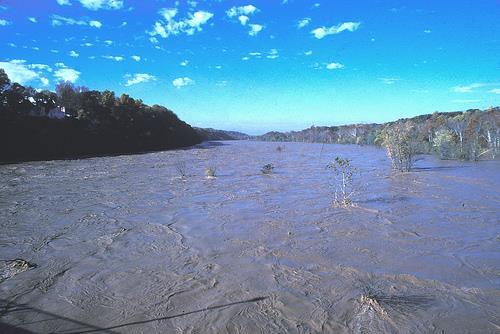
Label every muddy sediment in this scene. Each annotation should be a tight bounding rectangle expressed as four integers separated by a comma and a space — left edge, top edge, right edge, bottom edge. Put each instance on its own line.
0, 141, 499, 333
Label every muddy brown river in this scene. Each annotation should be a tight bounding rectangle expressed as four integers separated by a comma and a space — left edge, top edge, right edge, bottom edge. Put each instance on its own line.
0, 141, 499, 333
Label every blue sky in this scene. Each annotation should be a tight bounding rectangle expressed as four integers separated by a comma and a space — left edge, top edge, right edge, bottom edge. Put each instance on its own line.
1, 0, 499, 134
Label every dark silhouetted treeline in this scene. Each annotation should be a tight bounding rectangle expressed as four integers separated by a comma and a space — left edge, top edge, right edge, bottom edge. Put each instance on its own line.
0, 69, 203, 163
258, 108, 500, 161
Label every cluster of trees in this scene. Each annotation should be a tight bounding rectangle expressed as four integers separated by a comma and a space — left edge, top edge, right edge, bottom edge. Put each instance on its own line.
0, 69, 202, 163
378, 109, 499, 162
259, 124, 379, 146
258, 108, 500, 164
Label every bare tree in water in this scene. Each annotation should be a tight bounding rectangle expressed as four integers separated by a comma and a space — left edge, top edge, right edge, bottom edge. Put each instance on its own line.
327, 157, 358, 207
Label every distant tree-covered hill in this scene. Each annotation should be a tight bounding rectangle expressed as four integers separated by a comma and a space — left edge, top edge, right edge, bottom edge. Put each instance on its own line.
194, 127, 250, 141
0, 68, 203, 163
257, 108, 499, 161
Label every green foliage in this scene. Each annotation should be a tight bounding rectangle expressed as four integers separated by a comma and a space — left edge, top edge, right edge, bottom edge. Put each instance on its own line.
0, 69, 202, 163
379, 123, 417, 172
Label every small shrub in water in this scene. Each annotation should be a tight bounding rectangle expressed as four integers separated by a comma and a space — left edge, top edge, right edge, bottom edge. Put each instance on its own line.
276, 145, 285, 152
175, 161, 188, 178
205, 166, 216, 178
327, 157, 358, 207
261, 163, 275, 175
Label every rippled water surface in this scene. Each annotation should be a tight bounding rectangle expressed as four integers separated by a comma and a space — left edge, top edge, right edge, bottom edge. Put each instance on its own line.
0, 141, 499, 333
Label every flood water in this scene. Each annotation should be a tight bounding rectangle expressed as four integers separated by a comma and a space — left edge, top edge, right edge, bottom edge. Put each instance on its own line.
1, 141, 499, 333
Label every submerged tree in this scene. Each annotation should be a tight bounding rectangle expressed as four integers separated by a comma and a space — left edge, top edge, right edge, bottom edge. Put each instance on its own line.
433, 128, 456, 159
379, 123, 417, 172
327, 157, 358, 207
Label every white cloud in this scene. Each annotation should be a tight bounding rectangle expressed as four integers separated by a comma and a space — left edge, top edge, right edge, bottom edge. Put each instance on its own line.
0, 60, 39, 84
124, 73, 156, 86
180, 60, 189, 66
216, 80, 228, 87
29, 64, 52, 72
28, 17, 37, 23
69, 50, 79, 57
89, 20, 102, 28
149, 8, 214, 40
56, 0, 71, 5
172, 77, 194, 88
298, 18, 311, 29
54, 69, 80, 83
326, 62, 344, 70
82, 42, 93, 47
249, 24, 263, 36
78, 0, 123, 10
54, 64, 80, 83
238, 15, 249, 25
311, 22, 361, 39
102, 55, 124, 61
103, 40, 113, 45
0, 60, 54, 87
226, 5, 258, 18
304, 50, 313, 56
452, 83, 487, 93
380, 78, 400, 85
267, 49, 279, 59
0, 19, 11, 26
424, 29, 432, 34
51, 15, 101, 28
131, 55, 141, 61
489, 88, 500, 94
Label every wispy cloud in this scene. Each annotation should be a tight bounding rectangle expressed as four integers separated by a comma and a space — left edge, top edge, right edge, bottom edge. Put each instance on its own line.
124, 73, 156, 86
452, 83, 488, 93
226, 5, 262, 35
0, 19, 11, 26
102, 55, 124, 61
131, 55, 141, 61
326, 62, 344, 70
69, 50, 79, 57
56, 0, 123, 10
489, 88, 500, 94
311, 22, 361, 39
267, 49, 279, 59
149, 8, 213, 40
28, 17, 37, 23
51, 15, 102, 28
451, 99, 481, 103
172, 77, 195, 88
297, 17, 311, 29
249, 24, 263, 36
226, 5, 259, 18
380, 78, 400, 85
